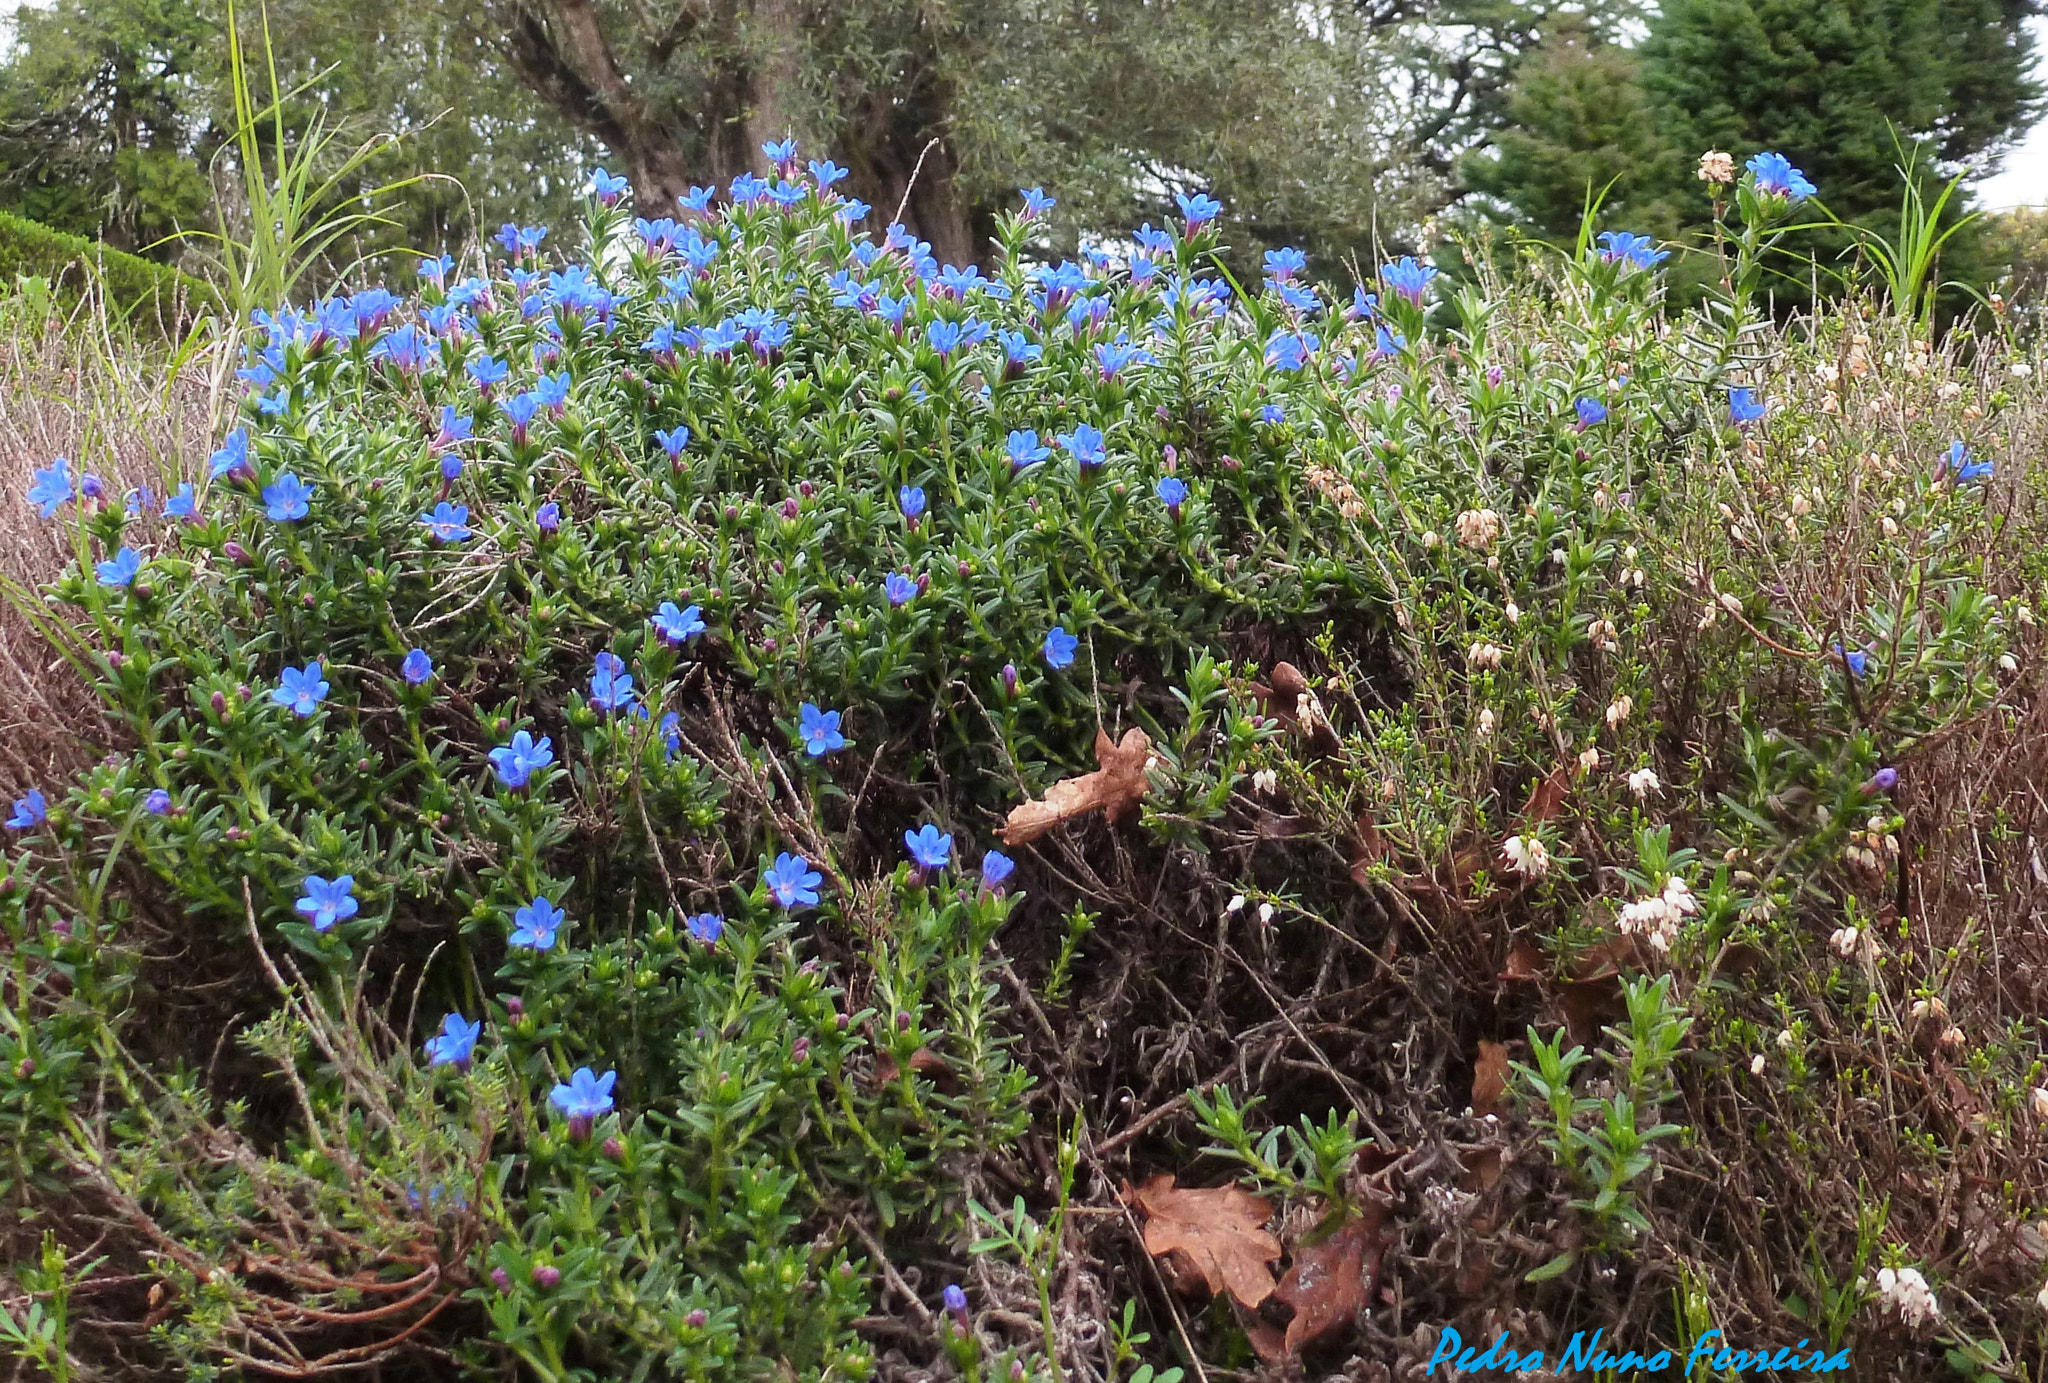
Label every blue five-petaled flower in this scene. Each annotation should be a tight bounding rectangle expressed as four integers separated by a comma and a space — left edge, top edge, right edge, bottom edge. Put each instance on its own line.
510, 895, 564, 949
686, 912, 724, 945
6, 790, 47, 831
981, 850, 1016, 890
1728, 387, 1766, 424
652, 601, 707, 645
1747, 152, 1816, 201
489, 730, 555, 789
295, 874, 358, 933
589, 651, 636, 713
96, 547, 141, 587
765, 852, 823, 909
799, 702, 847, 756
272, 661, 329, 718
425, 1013, 481, 1068
904, 823, 953, 871
263, 472, 312, 522
550, 1066, 617, 1122
27, 458, 74, 517
1044, 626, 1078, 670
421, 501, 474, 543
885, 572, 917, 607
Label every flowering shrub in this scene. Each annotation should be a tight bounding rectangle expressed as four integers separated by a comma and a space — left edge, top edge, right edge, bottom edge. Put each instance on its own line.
5, 146, 2046, 1376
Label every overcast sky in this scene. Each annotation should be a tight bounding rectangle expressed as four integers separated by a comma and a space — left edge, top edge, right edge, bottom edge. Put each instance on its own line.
1977, 16, 2048, 209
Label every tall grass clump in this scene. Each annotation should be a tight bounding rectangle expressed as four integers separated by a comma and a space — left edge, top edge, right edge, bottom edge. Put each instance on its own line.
3, 147, 2047, 1382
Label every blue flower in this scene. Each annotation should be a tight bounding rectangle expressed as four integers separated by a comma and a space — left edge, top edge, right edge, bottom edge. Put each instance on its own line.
1574, 397, 1609, 429
1020, 187, 1056, 218
1060, 423, 1107, 469
589, 651, 637, 713
436, 405, 474, 448
510, 895, 564, 949
679, 185, 716, 214
1156, 476, 1189, 512
419, 253, 453, 284
272, 661, 329, 718
899, 485, 926, 520
263, 472, 312, 522
925, 318, 965, 357
652, 601, 706, 645
1043, 626, 1078, 669
1264, 330, 1318, 371
1746, 152, 1816, 201
591, 167, 630, 204
1595, 231, 1668, 270
761, 137, 798, 166
504, 392, 541, 434
467, 354, 508, 389
1380, 256, 1437, 304
1347, 285, 1379, 321
5, 790, 47, 831
654, 424, 691, 458
1132, 223, 1173, 254
1948, 440, 1994, 483
904, 823, 953, 871
425, 1013, 481, 1068
809, 159, 849, 189
765, 852, 823, 909
209, 429, 251, 480
440, 454, 465, 483
799, 702, 847, 756
686, 912, 724, 945
550, 1066, 617, 1121
885, 572, 917, 607
536, 373, 571, 411
295, 874, 358, 932
1094, 337, 1153, 379
943, 1284, 969, 1316
536, 501, 561, 533
731, 172, 770, 205
401, 649, 434, 685
27, 458, 73, 517
980, 850, 1015, 890
1264, 246, 1307, 281
164, 483, 199, 521
421, 502, 473, 543
489, 730, 555, 789
998, 331, 1042, 374
1175, 191, 1223, 230
96, 547, 141, 588
143, 788, 172, 815
1262, 403, 1285, 425
659, 711, 682, 759
837, 199, 871, 223
1728, 387, 1766, 424
1007, 429, 1051, 471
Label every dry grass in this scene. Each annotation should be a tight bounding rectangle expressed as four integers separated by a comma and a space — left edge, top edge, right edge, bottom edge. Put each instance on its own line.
0, 291, 229, 802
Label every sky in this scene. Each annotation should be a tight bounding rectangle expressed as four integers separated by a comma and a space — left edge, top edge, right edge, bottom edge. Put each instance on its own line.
1978, 16, 2048, 209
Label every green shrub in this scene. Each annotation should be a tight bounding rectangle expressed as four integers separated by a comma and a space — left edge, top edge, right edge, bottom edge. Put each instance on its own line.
0, 210, 213, 330
4, 155, 2045, 1379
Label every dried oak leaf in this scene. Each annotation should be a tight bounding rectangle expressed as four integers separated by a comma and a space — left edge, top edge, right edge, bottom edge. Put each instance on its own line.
1128, 1174, 1282, 1308
999, 727, 1152, 846
1470, 1041, 1510, 1116
1249, 1206, 1390, 1361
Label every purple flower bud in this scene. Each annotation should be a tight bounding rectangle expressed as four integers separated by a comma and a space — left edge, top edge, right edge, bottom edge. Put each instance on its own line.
1866, 767, 1899, 793
958, 560, 971, 579
1010, 1361, 1026, 1383
531, 1264, 561, 1289
799, 480, 815, 498
15, 1058, 34, 1079
224, 541, 254, 566
107, 651, 125, 670
836, 1012, 850, 1031
916, 573, 931, 595
792, 1036, 811, 1063
1001, 662, 1019, 699
1163, 443, 1178, 471
943, 1283, 969, 1323
567, 1114, 593, 1142
725, 505, 740, 521
603, 1136, 624, 1160
210, 690, 227, 715
491, 1267, 512, 1291
895, 1011, 911, 1031
781, 497, 801, 520
1486, 365, 1504, 388
686, 1309, 708, 1329
506, 996, 524, 1017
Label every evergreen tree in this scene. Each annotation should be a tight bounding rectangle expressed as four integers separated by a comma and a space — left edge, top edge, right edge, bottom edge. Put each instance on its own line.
1640, 0, 2044, 223
1459, 18, 1689, 240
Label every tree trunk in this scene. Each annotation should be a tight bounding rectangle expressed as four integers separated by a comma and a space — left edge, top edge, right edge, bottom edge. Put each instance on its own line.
485, 0, 987, 261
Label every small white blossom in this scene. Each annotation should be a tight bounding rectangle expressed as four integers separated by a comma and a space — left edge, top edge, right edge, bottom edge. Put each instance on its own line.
1251, 768, 1279, 795
1776, 1027, 1794, 1049
1578, 746, 1600, 770
1875, 1266, 1940, 1328
2030, 1087, 2048, 1120
1750, 1053, 1766, 1075
1828, 926, 1860, 958
1477, 707, 1496, 738
1627, 767, 1660, 798
1605, 695, 1632, 729
1502, 834, 1550, 879
1257, 902, 1275, 925
1455, 508, 1503, 549
1225, 894, 1246, 914
1504, 601, 1522, 625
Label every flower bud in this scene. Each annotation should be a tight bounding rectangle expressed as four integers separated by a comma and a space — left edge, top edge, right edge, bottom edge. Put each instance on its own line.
895, 1011, 912, 1031
506, 996, 524, 1017
490, 1267, 511, 1291
798, 480, 815, 498
531, 1265, 561, 1289
15, 1059, 34, 1079
780, 497, 801, 520
686, 1309, 708, 1329
209, 691, 227, 717
603, 1136, 624, 1161
1162, 443, 1178, 472
132, 584, 152, 601
792, 1037, 811, 1063
1001, 662, 1019, 699
223, 541, 254, 566
106, 651, 125, 670
958, 560, 971, 579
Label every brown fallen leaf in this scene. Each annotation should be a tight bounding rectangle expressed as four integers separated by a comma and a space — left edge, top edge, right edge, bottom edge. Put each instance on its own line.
1128, 1174, 1282, 1309
1250, 1206, 1390, 1360
1470, 1041, 1510, 1116
872, 1047, 957, 1093
1501, 938, 1545, 981
999, 727, 1152, 846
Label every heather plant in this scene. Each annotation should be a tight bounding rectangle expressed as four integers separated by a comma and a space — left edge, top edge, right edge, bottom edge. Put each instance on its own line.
3, 145, 2046, 1381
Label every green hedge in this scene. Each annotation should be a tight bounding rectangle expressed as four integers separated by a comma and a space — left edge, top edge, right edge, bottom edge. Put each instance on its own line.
0, 210, 214, 329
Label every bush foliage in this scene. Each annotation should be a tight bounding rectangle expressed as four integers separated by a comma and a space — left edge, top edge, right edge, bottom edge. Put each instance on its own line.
0, 210, 213, 329
5, 155, 2048, 1380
